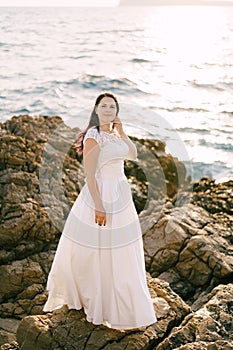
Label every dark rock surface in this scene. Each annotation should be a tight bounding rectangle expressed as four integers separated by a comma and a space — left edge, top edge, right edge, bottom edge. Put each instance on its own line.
15, 282, 233, 350
16, 276, 191, 350
141, 180, 233, 302
0, 318, 20, 347
157, 283, 233, 350
0, 115, 232, 349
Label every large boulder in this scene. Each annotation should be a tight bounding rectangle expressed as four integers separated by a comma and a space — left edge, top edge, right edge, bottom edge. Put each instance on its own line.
140, 179, 233, 303
0, 115, 82, 265
157, 283, 233, 350
0, 319, 20, 347
0, 252, 55, 319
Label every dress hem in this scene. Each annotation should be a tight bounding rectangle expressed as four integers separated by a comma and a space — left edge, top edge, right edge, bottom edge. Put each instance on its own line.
43, 302, 157, 330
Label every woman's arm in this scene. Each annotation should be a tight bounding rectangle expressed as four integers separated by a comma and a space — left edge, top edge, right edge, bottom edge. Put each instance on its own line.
113, 115, 137, 160
83, 138, 105, 212
119, 131, 137, 160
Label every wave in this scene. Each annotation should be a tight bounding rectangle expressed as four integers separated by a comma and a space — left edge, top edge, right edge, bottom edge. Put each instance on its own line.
65, 55, 92, 60
85, 29, 143, 35
177, 127, 210, 134
221, 82, 233, 89
15, 108, 30, 115
47, 74, 145, 95
190, 81, 233, 92
130, 58, 152, 63
184, 160, 233, 182
221, 111, 233, 115
9, 86, 47, 95
30, 100, 44, 108
151, 106, 209, 113
198, 139, 233, 151
189, 81, 225, 91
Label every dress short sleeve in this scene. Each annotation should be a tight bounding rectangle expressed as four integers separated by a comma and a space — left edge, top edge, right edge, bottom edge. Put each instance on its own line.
83, 128, 99, 145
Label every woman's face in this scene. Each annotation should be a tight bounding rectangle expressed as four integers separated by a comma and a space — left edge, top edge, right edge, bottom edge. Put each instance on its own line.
95, 97, 117, 126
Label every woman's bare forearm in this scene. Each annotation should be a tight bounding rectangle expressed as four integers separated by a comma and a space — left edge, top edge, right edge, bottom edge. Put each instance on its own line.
119, 131, 137, 160
86, 176, 104, 211
83, 138, 104, 211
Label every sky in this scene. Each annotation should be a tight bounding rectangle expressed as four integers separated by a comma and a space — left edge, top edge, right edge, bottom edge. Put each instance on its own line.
0, 0, 121, 6
0, 0, 233, 6
121, 0, 233, 5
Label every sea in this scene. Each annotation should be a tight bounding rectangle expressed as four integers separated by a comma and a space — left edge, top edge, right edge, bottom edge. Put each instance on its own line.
0, 5, 232, 182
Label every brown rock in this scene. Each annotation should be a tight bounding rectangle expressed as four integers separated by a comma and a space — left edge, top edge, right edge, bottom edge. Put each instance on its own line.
192, 177, 233, 215
0, 341, 19, 350
0, 251, 55, 319
0, 259, 44, 303
0, 319, 20, 346
1, 116, 232, 349
16, 275, 191, 350
142, 199, 233, 301
156, 283, 233, 350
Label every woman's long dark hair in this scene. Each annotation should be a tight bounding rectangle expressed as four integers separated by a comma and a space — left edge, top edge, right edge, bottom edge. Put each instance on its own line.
74, 91, 119, 155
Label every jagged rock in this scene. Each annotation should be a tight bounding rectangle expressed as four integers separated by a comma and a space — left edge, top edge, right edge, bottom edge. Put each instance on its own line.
0, 116, 82, 264
16, 276, 191, 350
156, 283, 233, 350
0, 341, 19, 350
140, 182, 233, 302
0, 319, 20, 346
0, 116, 232, 349
0, 251, 55, 319
192, 177, 233, 215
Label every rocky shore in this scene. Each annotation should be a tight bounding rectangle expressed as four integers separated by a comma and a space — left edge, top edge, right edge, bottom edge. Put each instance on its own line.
0, 115, 232, 349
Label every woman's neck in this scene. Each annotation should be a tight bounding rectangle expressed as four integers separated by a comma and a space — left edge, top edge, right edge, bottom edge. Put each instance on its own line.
99, 125, 112, 133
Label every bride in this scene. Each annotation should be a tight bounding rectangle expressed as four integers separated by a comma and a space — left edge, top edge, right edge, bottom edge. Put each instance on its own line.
43, 91, 157, 330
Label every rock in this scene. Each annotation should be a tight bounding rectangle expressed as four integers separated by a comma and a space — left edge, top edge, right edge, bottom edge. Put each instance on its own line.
0, 115, 232, 349
16, 275, 191, 350
0, 251, 55, 319
192, 177, 233, 215
156, 283, 233, 350
0, 259, 44, 302
141, 183, 233, 302
0, 319, 20, 346
125, 137, 189, 212
0, 341, 19, 350
165, 342, 233, 350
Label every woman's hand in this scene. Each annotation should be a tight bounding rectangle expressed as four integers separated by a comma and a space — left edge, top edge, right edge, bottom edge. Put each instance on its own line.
95, 208, 106, 226
113, 115, 124, 136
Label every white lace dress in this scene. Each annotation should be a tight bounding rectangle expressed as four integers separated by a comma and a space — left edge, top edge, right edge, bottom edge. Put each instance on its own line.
43, 127, 157, 330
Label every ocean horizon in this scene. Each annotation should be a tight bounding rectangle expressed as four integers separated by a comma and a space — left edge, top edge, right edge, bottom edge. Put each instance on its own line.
0, 5, 232, 182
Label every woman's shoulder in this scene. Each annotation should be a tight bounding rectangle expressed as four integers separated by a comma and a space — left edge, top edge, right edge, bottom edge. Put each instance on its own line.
86, 126, 99, 137
88, 126, 98, 133
83, 127, 100, 143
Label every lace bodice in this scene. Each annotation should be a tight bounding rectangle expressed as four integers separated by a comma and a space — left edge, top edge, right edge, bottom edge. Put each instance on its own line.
83, 127, 120, 146
83, 127, 136, 179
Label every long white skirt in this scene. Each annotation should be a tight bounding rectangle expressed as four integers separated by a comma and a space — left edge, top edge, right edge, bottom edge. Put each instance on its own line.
43, 176, 157, 330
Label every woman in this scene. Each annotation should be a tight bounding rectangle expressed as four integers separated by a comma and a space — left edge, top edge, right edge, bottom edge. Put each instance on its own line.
43, 92, 157, 330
